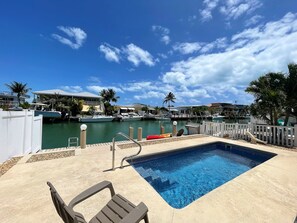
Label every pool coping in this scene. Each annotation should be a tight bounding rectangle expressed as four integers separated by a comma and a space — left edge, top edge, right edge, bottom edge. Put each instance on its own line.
119, 136, 297, 222
0, 136, 297, 222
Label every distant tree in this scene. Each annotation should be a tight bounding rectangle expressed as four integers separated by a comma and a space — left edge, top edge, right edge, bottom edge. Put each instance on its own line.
5, 81, 31, 106
141, 106, 149, 112
88, 105, 96, 116
99, 89, 119, 115
246, 72, 286, 125
70, 99, 84, 116
193, 106, 209, 117
20, 102, 30, 109
163, 92, 176, 109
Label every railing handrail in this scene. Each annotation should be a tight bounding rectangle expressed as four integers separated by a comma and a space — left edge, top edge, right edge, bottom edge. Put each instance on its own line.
111, 132, 142, 170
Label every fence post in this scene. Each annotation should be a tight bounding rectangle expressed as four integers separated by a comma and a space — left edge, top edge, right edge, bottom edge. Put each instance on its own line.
221, 122, 225, 137
201, 121, 205, 134
294, 124, 297, 147
22, 110, 28, 154
235, 123, 238, 139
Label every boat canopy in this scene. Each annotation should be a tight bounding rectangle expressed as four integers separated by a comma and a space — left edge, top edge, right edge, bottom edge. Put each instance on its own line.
31, 103, 48, 106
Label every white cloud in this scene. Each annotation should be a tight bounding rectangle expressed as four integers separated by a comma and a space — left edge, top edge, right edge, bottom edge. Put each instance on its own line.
200, 0, 220, 21
162, 72, 188, 86
99, 43, 121, 63
162, 12, 297, 104
152, 25, 171, 45
158, 53, 168, 59
200, 0, 263, 21
134, 91, 164, 100
188, 15, 197, 22
60, 86, 83, 93
173, 38, 227, 55
122, 81, 159, 92
245, 15, 263, 27
123, 43, 155, 67
88, 76, 101, 84
173, 42, 202, 54
52, 26, 87, 49
86, 85, 124, 94
98, 42, 155, 67
220, 0, 262, 20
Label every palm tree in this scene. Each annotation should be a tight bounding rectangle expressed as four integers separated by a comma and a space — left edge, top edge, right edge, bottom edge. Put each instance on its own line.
284, 63, 297, 125
5, 81, 31, 106
99, 89, 119, 115
245, 73, 286, 125
163, 92, 176, 109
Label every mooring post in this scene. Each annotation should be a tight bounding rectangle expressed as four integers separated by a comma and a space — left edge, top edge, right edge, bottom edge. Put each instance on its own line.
160, 125, 165, 134
138, 127, 142, 141
80, 124, 87, 149
129, 126, 134, 139
172, 121, 177, 137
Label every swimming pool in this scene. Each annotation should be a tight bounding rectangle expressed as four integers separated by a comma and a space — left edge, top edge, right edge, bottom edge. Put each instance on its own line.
128, 142, 276, 209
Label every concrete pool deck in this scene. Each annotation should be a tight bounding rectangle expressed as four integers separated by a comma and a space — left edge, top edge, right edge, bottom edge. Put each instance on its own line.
0, 135, 297, 223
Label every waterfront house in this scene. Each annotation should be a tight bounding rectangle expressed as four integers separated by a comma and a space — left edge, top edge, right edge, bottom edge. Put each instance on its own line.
0, 91, 26, 108
32, 89, 104, 113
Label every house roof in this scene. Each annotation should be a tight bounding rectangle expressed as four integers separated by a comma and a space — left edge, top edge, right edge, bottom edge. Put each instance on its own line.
32, 89, 101, 99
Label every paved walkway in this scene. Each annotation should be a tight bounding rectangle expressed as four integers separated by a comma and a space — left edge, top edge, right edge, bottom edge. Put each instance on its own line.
0, 136, 297, 223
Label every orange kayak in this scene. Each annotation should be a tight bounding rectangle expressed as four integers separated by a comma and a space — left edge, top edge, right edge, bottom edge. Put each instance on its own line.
146, 133, 171, 140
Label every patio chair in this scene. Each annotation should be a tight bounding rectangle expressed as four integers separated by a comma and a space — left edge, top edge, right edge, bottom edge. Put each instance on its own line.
47, 181, 149, 223
246, 131, 267, 145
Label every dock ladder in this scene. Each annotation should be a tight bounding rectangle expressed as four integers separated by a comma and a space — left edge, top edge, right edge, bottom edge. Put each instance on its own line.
110, 132, 142, 170
67, 137, 79, 148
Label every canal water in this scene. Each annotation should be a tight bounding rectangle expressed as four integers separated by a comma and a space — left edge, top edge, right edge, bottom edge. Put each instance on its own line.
42, 120, 189, 149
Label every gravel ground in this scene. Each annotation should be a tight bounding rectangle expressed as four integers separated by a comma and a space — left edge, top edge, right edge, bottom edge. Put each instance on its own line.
26, 150, 75, 163
0, 156, 23, 177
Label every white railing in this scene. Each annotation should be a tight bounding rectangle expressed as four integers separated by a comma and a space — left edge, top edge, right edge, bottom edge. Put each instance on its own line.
0, 109, 43, 163
200, 122, 297, 148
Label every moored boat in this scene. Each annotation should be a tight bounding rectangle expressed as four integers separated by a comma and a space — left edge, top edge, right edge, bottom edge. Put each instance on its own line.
118, 112, 142, 121
79, 115, 114, 123
185, 123, 200, 135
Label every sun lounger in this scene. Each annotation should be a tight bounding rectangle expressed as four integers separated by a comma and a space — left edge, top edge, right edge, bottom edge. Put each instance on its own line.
47, 181, 149, 223
246, 131, 267, 145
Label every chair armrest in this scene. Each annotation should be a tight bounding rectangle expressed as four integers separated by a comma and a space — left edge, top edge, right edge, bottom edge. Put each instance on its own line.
68, 180, 115, 209
120, 202, 149, 223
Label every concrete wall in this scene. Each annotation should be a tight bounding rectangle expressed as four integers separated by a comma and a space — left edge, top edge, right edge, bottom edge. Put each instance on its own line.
0, 109, 43, 163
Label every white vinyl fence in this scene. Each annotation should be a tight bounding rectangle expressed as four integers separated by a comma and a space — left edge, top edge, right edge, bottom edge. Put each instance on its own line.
200, 121, 297, 148
0, 109, 43, 163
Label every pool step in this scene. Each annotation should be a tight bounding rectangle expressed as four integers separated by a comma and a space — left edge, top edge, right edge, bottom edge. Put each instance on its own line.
135, 167, 177, 190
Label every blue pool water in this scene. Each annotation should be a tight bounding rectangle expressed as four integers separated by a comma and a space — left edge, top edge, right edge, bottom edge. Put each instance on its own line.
129, 142, 276, 209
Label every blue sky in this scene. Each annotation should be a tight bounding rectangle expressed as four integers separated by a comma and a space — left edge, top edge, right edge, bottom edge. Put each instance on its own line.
0, 0, 297, 106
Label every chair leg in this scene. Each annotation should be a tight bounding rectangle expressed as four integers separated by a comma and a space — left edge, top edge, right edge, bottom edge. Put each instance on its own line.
144, 214, 149, 223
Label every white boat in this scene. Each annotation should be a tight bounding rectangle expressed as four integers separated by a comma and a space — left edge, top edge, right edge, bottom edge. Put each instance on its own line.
31, 103, 62, 118
118, 112, 142, 121
212, 114, 225, 122
155, 115, 171, 121
185, 123, 200, 135
34, 110, 62, 118
79, 115, 114, 123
